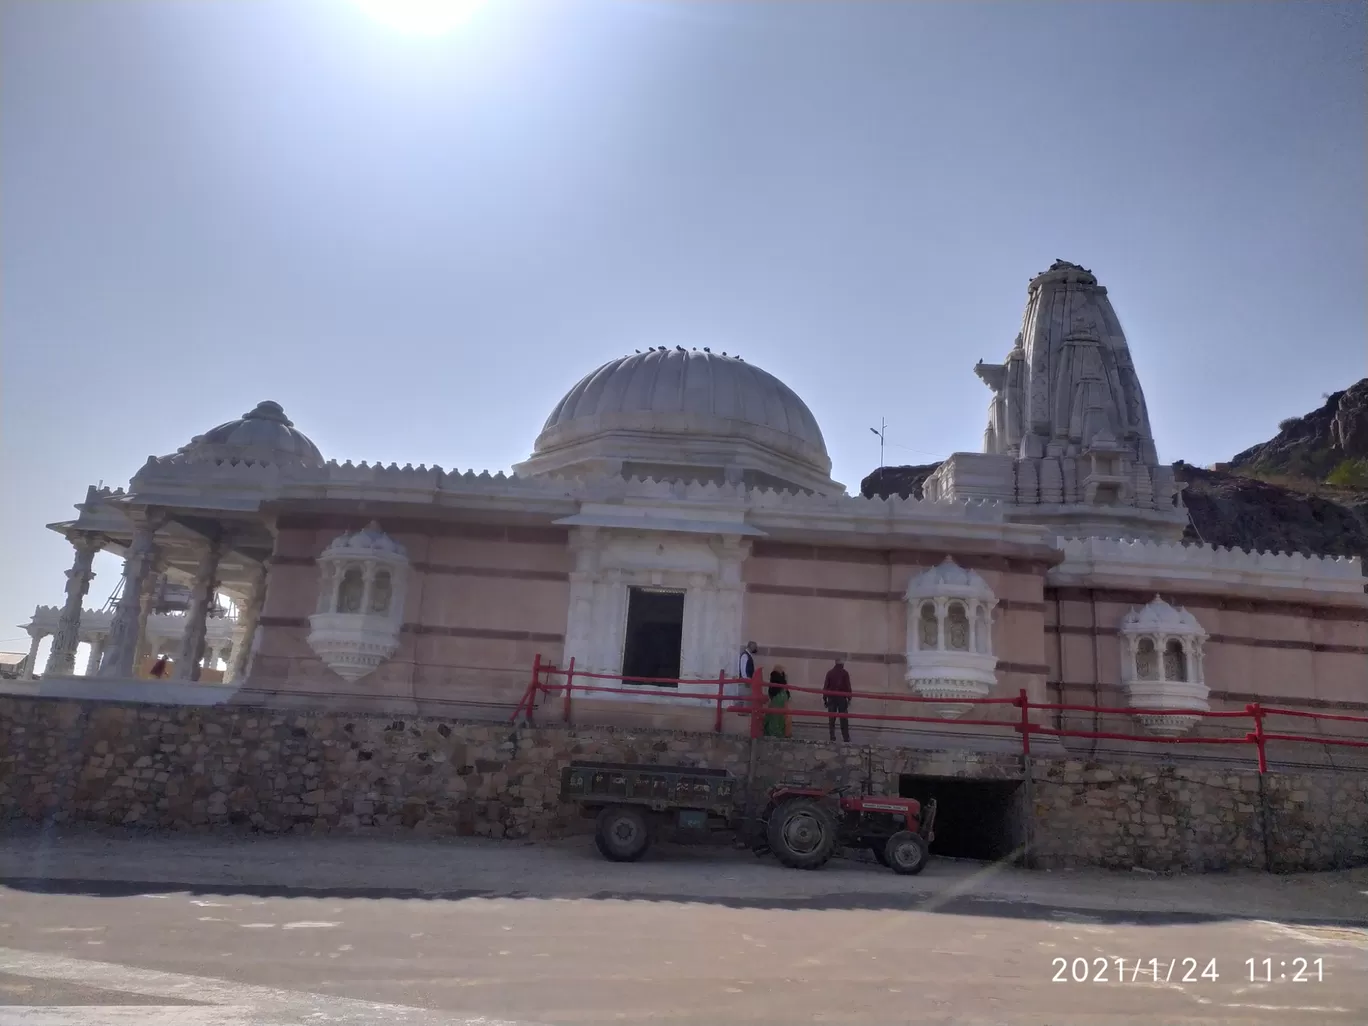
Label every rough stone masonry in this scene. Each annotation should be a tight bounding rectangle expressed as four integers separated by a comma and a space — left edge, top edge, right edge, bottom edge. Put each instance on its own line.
1, 697, 1365, 873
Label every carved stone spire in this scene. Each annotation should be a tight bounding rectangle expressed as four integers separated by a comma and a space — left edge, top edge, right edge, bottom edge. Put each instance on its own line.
927, 261, 1185, 541
976, 260, 1158, 465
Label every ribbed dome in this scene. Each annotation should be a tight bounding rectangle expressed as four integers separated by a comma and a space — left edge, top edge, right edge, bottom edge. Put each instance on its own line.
905, 558, 996, 602
516, 349, 838, 493
175, 401, 322, 465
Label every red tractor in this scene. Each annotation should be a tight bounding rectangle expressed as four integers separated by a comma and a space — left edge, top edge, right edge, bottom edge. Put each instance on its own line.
755, 783, 936, 875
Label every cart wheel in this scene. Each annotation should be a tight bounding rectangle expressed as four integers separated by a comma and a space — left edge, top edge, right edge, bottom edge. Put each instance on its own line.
594, 806, 651, 862
884, 830, 929, 875
870, 843, 891, 868
766, 797, 838, 870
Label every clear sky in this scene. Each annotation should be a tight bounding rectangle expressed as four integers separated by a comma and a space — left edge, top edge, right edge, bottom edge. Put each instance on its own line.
2, 0, 1364, 659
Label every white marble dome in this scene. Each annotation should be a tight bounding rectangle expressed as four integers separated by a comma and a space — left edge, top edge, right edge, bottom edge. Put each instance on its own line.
514, 348, 841, 493
174, 401, 322, 465
322, 522, 408, 559
905, 558, 996, 602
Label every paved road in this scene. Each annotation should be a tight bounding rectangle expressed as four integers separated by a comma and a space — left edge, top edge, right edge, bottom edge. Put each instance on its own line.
1, 831, 1366, 1025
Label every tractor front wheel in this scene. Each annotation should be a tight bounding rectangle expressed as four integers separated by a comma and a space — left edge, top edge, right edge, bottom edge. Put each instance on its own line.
594, 806, 652, 862
884, 830, 929, 875
766, 797, 838, 870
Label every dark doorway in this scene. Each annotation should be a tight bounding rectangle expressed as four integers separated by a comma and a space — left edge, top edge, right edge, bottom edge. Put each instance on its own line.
899, 775, 1025, 863
621, 588, 685, 684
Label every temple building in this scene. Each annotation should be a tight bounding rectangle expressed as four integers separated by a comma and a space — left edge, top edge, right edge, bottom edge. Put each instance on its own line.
10, 262, 1366, 755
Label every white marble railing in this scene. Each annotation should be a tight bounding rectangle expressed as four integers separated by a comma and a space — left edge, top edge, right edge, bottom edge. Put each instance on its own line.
1052, 537, 1364, 594
27, 606, 242, 644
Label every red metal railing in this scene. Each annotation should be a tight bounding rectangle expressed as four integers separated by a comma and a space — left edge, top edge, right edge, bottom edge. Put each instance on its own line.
511, 655, 1368, 774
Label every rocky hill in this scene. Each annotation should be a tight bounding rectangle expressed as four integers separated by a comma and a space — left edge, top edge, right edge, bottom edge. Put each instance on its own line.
860, 379, 1368, 561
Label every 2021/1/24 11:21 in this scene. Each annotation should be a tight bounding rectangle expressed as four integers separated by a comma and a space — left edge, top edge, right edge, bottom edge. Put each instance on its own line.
1247, 957, 1324, 982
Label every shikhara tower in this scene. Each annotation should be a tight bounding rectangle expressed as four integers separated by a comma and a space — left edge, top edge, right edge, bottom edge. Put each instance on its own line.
925, 260, 1187, 541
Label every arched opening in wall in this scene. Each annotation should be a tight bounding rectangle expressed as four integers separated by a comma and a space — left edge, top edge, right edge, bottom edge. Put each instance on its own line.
336, 566, 364, 613
946, 603, 970, 651
621, 587, 684, 684
918, 602, 938, 649
1163, 639, 1187, 681
899, 775, 1025, 863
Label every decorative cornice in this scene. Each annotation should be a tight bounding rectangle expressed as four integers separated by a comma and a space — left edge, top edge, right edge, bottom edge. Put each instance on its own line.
122, 456, 1015, 534
1050, 537, 1363, 595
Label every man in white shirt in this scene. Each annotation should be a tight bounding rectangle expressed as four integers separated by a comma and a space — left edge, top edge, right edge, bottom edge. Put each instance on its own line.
736, 641, 759, 697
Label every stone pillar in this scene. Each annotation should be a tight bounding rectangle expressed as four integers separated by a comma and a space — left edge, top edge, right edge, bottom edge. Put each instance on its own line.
133, 563, 167, 671
44, 535, 103, 677
227, 562, 268, 683
21, 629, 45, 680
85, 634, 108, 676
174, 537, 225, 681
98, 517, 163, 678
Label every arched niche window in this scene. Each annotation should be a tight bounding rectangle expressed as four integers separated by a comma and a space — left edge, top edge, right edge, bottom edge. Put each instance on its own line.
307, 523, 410, 682
336, 566, 365, 613
369, 570, 393, 615
918, 602, 939, 649
1163, 638, 1187, 682
1135, 636, 1159, 681
946, 602, 970, 651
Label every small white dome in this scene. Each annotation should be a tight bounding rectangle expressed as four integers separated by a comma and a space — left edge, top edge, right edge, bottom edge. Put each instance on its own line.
905, 558, 995, 602
514, 348, 841, 494
322, 522, 407, 559
175, 401, 322, 465
1121, 595, 1203, 635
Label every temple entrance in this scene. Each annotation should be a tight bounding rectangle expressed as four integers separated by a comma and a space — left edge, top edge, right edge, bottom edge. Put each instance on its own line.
620, 587, 684, 685
899, 775, 1026, 863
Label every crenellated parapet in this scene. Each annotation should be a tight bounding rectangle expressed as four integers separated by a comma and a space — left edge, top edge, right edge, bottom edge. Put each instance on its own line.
1051, 537, 1364, 594
125, 452, 1013, 533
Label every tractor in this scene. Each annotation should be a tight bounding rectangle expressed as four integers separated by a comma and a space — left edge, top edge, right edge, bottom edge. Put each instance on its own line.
755, 782, 937, 875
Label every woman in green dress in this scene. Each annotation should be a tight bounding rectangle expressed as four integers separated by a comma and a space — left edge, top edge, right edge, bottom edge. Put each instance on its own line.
763, 666, 792, 738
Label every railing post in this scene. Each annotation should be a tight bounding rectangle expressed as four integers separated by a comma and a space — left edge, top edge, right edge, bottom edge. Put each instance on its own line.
563, 656, 576, 725
1248, 702, 1267, 774
516, 653, 541, 723
749, 664, 765, 739
1018, 688, 1031, 757
715, 671, 725, 733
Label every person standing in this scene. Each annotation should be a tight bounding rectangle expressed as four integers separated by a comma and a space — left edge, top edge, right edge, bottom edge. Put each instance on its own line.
823, 656, 853, 742
763, 665, 792, 738
738, 640, 758, 681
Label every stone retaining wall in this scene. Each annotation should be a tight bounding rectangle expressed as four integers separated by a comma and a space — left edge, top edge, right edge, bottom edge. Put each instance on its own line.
1031, 761, 1368, 872
1, 697, 1365, 873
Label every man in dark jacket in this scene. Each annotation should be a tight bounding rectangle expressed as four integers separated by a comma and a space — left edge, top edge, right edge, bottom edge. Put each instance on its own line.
823, 656, 853, 742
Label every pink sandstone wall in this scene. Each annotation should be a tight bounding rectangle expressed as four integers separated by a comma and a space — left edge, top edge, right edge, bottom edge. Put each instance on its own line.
1046, 585, 1368, 749
741, 542, 1053, 741
247, 516, 570, 717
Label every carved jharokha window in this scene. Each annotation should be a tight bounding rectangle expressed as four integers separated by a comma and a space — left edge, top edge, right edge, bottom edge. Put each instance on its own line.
946, 602, 970, 651
1163, 638, 1187, 682
918, 602, 938, 648
974, 607, 990, 654
1135, 636, 1159, 681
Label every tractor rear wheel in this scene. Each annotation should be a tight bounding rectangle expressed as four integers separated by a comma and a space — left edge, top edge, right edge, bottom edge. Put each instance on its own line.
594, 806, 651, 862
766, 797, 838, 870
884, 830, 929, 875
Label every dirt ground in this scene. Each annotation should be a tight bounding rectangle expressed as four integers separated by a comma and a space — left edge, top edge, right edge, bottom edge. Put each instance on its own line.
3, 823, 1366, 922
2, 825, 1366, 1026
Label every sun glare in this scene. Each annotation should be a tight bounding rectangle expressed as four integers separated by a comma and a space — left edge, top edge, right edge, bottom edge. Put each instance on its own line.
354, 0, 485, 35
